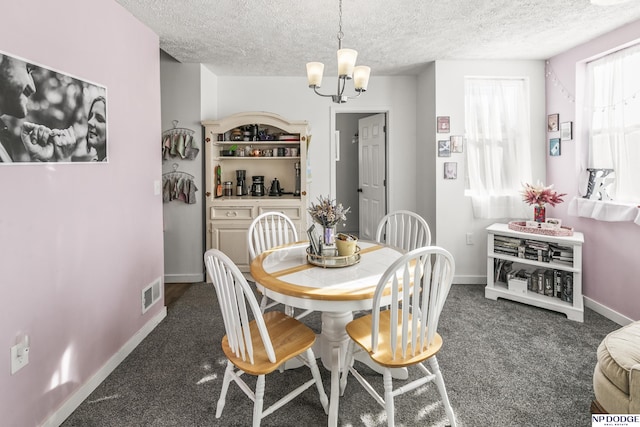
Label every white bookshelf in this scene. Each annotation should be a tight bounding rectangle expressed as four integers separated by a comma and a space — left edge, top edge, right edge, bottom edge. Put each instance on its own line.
485, 223, 584, 322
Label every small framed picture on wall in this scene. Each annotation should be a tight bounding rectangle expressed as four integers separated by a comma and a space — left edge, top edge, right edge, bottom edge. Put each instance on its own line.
548, 113, 559, 132
437, 116, 450, 133
550, 138, 561, 156
450, 135, 464, 153
560, 121, 572, 141
438, 140, 451, 157
444, 162, 457, 179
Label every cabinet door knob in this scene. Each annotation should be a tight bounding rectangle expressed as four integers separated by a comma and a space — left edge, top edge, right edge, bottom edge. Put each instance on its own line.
226, 211, 238, 217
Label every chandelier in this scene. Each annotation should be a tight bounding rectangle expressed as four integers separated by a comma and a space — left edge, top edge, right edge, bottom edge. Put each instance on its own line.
305, 0, 371, 103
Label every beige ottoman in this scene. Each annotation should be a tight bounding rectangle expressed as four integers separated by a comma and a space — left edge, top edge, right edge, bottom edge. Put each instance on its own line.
592, 321, 640, 414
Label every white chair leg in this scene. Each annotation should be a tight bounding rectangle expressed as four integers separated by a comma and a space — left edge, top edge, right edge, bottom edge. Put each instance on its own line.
216, 362, 234, 418
253, 375, 266, 427
428, 357, 457, 427
306, 348, 329, 413
383, 369, 395, 427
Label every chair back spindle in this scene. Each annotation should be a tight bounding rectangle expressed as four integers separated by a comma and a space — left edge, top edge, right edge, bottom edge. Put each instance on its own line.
375, 210, 431, 252
248, 212, 298, 259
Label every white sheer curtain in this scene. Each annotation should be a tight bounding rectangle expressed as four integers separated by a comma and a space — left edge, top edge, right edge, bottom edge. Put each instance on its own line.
464, 78, 531, 219
586, 44, 640, 203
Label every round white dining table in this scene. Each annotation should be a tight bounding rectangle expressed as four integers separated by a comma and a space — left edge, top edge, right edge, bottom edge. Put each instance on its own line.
250, 240, 404, 427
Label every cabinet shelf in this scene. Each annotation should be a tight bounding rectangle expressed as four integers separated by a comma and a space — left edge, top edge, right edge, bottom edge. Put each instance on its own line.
215, 141, 300, 145
485, 222, 584, 322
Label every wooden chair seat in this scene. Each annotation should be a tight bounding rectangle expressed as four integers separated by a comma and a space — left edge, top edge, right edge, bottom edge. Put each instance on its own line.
345, 310, 443, 368
222, 311, 316, 376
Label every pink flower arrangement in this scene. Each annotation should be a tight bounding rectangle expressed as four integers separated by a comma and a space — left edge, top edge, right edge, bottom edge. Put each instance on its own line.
520, 182, 566, 207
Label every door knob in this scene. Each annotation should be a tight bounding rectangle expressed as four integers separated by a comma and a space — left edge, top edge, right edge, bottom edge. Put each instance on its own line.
357, 188, 363, 192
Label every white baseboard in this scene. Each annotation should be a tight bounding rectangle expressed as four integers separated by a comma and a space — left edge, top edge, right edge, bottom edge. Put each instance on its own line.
42, 307, 167, 427
453, 275, 486, 285
584, 296, 633, 326
164, 273, 204, 283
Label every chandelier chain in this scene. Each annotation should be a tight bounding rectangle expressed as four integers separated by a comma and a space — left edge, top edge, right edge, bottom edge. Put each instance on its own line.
337, 0, 344, 47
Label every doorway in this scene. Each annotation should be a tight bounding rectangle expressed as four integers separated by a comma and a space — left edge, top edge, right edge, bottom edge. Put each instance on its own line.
333, 111, 388, 239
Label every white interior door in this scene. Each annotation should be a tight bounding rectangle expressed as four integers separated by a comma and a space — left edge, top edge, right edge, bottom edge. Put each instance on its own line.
358, 113, 386, 240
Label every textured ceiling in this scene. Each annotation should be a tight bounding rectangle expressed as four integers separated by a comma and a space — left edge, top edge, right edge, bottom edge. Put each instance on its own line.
115, 0, 640, 76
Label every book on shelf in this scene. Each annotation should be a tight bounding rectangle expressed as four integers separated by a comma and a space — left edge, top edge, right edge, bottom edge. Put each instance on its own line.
554, 270, 563, 298
494, 236, 523, 246
561, 272, 574, 303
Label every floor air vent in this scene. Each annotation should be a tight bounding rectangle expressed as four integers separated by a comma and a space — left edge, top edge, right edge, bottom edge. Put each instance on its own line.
142, 278, 162, 314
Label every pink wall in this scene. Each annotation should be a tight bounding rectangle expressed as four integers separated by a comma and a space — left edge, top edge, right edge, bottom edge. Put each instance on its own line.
546, 20, 640, 321
0, 1, 164, 425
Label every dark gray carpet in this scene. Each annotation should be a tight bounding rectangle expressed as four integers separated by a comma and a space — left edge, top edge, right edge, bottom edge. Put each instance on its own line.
61, 283, 618, 427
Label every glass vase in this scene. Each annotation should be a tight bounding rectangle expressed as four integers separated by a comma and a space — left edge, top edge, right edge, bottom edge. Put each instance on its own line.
534, 205, 546, 223
323, 225, 337, 246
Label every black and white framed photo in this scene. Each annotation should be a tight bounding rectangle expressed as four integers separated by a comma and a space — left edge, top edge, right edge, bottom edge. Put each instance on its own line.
438, 140, 451, 157
450, 135, 464, 153
444, 162, 457, 179
0, 49, 107, 164
550, 138, 561, 156
547, 113, 559, 132
560, 121, 573, 141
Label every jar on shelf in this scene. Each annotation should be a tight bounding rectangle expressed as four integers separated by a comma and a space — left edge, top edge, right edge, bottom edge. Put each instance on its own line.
223, 181, 233, 197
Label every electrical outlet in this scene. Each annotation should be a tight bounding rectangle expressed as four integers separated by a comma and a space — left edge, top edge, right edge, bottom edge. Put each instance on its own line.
10, 337, 29, 374
466, 232, 474, 245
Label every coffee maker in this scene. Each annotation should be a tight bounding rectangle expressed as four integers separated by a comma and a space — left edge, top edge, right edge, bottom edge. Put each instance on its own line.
251, 175, 266, 196
236, 170, 246, 196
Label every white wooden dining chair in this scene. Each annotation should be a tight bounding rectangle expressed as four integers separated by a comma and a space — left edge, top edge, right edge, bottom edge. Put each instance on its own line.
339, 246, 457, 427
247, 211, 311, 318
375, 210, 432, 252
204, 249, 328, 427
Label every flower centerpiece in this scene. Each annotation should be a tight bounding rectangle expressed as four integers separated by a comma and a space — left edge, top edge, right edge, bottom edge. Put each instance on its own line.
520, 182, 566, 222
308, 195, 350, 245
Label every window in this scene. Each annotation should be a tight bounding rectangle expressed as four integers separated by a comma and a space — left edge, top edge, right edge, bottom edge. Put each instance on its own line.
586, 44, 640, 203
464, 78, 532, 219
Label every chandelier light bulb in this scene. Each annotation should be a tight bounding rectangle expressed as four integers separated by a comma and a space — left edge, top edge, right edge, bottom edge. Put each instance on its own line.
353, 66, 371, 91
306, 62, 325, 87
337, 49, 358, 77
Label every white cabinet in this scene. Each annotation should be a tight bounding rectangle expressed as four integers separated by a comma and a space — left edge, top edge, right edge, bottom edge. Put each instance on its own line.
485, 223, 584, 322
202, 112, 309, 272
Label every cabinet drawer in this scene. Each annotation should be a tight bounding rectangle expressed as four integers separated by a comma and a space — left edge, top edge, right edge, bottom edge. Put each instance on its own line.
258, 206, 302, 219
210, 207, 253, 220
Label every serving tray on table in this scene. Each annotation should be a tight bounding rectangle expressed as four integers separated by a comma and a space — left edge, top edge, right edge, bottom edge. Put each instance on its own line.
306, 246, 361, 268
